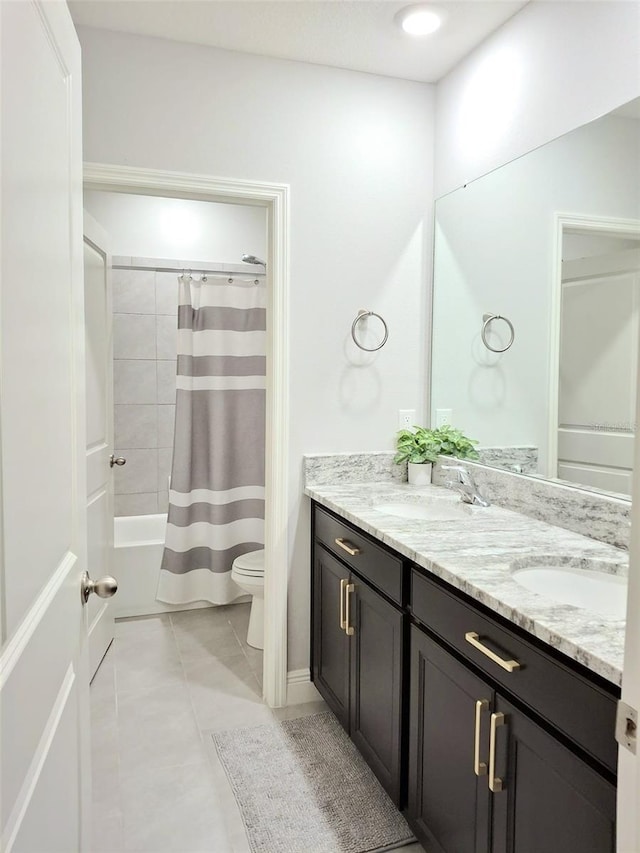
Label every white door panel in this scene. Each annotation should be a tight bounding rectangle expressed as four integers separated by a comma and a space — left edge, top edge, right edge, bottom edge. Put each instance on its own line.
11, 681, 80, 853
1, 1, 88, 850
87, 447, 109, 497
1, 563, 82, 849
558, 428, 636, 469
1, 0, 80, 636
557, 462, 632, 495
560, 273, 638, 428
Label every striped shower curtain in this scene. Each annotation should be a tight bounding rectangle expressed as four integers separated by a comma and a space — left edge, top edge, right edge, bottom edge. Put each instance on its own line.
156, 274, 266, 605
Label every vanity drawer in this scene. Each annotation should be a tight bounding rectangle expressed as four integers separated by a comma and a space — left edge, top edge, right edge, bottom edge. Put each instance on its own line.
314, 504, 403, 605
411, 568, 618, 774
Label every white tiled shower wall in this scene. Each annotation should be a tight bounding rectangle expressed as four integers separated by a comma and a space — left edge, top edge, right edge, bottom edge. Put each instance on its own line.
113, 263, 179, 516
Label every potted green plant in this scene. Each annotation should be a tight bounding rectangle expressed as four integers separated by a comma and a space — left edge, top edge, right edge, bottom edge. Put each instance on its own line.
394, 424, 479, 485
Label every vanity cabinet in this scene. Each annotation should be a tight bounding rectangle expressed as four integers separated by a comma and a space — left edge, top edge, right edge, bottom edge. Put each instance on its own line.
490, 695, 615, 853
312, 545, 350, 727
309, 500, 619, 850
311, 505, 405, 804
408, 627, 492, 853
408, 571, 617, 853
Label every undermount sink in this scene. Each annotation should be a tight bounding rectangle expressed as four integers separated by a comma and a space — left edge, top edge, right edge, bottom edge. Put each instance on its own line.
373, 501, 473, 521
511, 558, 628, 619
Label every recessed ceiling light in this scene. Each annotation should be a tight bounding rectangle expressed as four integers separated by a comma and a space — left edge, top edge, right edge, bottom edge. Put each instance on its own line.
396, 5, 442, 36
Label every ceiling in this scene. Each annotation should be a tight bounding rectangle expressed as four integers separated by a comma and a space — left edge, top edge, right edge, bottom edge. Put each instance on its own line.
69, 0, 529, 83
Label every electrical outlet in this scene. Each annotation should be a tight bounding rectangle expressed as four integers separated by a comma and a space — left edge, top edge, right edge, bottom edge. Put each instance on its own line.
436, 408, 453, 427
398, 409, 416, 430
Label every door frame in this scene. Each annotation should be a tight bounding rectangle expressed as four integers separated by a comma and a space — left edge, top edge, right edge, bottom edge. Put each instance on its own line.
547, 213, 640, 482
83, 163, 290, 708
617, 341, 640, 852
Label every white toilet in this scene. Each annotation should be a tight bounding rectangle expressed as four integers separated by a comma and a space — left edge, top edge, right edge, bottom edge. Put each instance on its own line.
231, 549, 265, 650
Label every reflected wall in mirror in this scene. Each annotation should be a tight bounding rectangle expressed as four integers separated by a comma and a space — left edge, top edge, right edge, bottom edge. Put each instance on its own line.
431, 97, 640, 499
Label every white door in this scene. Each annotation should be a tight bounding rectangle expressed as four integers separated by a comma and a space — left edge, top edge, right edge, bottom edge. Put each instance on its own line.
0, 2, 90, 851
84, 213, 117, 679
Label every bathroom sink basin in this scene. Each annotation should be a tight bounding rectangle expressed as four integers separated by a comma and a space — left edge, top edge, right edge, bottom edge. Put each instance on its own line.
511, 562, 627, 619
373, 501, 472, 521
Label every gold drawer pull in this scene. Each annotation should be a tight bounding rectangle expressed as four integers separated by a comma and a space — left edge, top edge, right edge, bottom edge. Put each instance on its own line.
335, 537, 361, 556
339, 578, 347, 630
465, 632, 521, 673
345, 583, 355, 636
474, 699, 489, 776
489, 711, 506, 793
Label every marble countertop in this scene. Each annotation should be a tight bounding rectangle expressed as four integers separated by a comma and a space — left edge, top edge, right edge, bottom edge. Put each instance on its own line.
305, 480, 628, 687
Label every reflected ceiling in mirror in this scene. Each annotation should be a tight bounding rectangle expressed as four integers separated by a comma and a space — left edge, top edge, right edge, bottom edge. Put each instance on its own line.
431, 98, 640, 500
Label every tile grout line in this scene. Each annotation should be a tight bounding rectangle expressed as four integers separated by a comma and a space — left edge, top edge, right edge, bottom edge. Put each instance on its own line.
228, 618, 264, 696
168, 610, 214, 747
108, 637, 126, 848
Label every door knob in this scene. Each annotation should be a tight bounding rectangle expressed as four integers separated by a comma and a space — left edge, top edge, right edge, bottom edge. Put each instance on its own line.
81, 571, 118, 604
110, 454, 126, 468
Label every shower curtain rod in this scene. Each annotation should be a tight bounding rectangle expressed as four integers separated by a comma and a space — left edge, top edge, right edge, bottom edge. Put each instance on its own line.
112, 263, 266, 277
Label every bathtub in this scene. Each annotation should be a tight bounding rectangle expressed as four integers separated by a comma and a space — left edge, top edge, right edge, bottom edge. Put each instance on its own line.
113, 513, 211, 618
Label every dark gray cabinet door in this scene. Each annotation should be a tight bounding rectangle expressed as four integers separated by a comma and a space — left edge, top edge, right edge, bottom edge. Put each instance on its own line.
408, 627, 492, 853
490, 696, 616, 853
312, 546, 350, 729
349, 578, 404, 805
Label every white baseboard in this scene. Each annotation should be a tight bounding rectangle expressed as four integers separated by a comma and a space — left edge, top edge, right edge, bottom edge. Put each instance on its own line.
286, 668, 321, 706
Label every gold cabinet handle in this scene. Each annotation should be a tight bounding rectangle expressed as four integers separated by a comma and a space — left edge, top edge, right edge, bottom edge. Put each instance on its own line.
488, 711, 506, 793
339, 578, 347, 630
474, 699, 489, 776
345, 583, 355, 636
335, 537, 361, 556
465, 632, 521, 673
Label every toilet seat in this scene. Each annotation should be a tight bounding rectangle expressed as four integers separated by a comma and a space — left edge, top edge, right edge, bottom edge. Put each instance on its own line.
232, 549, 264, 577
233, 568, 263, 579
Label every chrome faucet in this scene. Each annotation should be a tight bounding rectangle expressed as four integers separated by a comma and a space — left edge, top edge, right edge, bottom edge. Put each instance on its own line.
442, 465, 491, 507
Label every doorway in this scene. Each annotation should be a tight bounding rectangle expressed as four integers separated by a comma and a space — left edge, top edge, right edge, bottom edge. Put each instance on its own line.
84, 162, 291, 708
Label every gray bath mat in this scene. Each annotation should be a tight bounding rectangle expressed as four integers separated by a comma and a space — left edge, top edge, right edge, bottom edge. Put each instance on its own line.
212, 711, 415, 853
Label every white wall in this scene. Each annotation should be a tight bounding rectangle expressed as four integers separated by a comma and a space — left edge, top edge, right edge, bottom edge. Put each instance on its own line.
78, 26, 435, 671
435, 0, 640, 197
83, 191, 266, 263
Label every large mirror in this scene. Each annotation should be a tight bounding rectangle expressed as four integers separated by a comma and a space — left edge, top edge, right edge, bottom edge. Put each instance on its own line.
431, 98, 640, 499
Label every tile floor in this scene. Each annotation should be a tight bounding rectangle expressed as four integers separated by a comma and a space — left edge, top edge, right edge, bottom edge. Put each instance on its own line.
90, 602, 425, 852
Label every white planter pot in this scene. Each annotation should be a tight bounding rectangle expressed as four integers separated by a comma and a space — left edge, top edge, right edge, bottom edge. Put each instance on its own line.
407, 462, 432, 486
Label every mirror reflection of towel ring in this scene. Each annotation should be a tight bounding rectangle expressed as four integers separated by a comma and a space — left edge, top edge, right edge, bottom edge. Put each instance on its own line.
481, 313, 515, 353
351, 309, 389, 352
